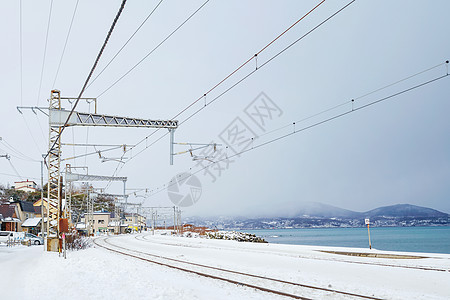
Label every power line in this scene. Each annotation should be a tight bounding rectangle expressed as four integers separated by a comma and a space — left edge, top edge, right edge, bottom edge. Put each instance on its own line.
101, 0, 352, 191
0, 172, 39, 181
19, 0, 23, 106
34, 113, 47, 142
172, 0, 327, 121
36, 0, 54, 106
101, 0, 326, 190
0, 146, 37, 163
145, 72, 450, 198
86, 0, 164, 91
218, 61, 450, 149
52, 0, 80, 88
112, 0, 354, 166
1, 136, 40, 163
96, 0, 210, 98
0, 153, 24, 180
61, 145, 123, 162
8, 159, 23, 180
20, 114, 44, 154
45, 0, 127, 161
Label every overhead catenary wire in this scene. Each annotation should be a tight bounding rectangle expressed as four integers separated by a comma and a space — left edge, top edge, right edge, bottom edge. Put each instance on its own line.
181, 0, 358, 125
52, 0, 80, 88
19, 0, 23, 106
144, 71, 450, 198
96, 0, 210, 98
222, 60, 450, 148
0, 145, 38, 163
0, 137, 40, 162
109, 0, 354, 169
0, 172, 39, 181
86, 0, 164, 91
128, 60, 449, 196
34, 111, 47, 142
171, 0, 327, 122
20, 114, 44, 155
101, 0, 352, 191
61, 145, 123, 162
36, 0, 54, 106
7, 158, 23, 180
62, 143, 134, 147
45, 0, 127, 161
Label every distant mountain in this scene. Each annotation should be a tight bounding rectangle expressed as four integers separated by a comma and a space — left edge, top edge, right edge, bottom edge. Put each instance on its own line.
292, 202, 448, 219
292, 202, 360, 218
185, 203, 449, 230
364, 204, 448, 218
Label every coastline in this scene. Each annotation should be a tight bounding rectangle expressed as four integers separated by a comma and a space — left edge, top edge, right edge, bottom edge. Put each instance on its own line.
245, 226, 450, 255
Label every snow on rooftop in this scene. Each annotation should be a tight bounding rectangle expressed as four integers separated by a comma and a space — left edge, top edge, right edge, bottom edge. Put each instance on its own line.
21, 217, 41, 227
76, 223, 86, 229
2, 217, 21, 223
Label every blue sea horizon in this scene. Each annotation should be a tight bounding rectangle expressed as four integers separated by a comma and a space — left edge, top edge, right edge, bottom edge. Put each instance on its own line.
246, 226, 450, 254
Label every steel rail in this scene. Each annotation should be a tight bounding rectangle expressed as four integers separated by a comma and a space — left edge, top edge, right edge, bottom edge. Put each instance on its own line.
138, 234, 449, 273
94, 236, 384, 300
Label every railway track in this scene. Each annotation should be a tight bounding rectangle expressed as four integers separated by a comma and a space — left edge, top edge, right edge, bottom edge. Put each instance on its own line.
94, 236, 384, 300
136, 234, 450, 273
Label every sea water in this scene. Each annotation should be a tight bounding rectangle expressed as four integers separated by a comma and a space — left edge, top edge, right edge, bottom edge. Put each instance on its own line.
247, 226, 450, 254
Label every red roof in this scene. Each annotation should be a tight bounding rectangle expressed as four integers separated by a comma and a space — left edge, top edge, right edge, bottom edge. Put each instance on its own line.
14, 180, 37, 185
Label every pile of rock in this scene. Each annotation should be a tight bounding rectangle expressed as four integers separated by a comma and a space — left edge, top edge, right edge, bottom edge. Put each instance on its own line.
206, 231, 267, 243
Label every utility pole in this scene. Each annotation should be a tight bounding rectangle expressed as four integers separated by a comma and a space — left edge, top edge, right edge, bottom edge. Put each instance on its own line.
365, 218, 372, 249
41, 156, 44, 251
173, 206, 176, 235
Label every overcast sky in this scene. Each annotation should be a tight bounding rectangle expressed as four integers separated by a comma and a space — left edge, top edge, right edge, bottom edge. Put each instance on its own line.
0, 0, 449, 217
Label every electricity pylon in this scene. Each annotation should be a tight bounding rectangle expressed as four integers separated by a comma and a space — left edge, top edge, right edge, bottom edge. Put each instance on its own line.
45, 89, 178, 251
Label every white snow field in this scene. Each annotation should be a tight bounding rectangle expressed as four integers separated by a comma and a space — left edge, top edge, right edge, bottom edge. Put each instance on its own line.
1, 232, 450, 299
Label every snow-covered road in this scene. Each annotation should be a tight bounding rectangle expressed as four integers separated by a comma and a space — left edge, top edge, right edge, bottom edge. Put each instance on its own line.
1, 232, 449, 299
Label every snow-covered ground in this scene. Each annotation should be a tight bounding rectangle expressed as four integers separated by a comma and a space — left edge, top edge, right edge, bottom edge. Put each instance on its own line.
1, 232, 450, 299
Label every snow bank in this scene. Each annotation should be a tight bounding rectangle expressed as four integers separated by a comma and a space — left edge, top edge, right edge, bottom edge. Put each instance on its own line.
206, 230, 267, 243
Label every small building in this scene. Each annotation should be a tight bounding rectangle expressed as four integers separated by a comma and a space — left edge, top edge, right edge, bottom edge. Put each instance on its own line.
107, 220, 128, 234
0, 202, 21, 231
14, 180, 38, 193
16, 201, 39, 222
123, 213, 146, 232
21, 217, 42, 235
75, 222, 87, 235
82, 212, 111, 234
1, 200, 42, 232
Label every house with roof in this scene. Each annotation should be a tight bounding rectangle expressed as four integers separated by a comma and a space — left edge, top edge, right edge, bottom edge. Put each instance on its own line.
15, 200, 39, 222
21, 217, 42, 235
14, 180, 38, 193
0, 199, 41, 232
123, 212, 146, 232
107, 220, 128, 234
81, 212, 113, 235
0, 202, 21, 231
33, 198, 48, 218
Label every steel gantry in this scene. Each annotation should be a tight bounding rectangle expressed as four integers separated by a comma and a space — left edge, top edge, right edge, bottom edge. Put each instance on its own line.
44, 89, 178, 252
65, 167, 128, 236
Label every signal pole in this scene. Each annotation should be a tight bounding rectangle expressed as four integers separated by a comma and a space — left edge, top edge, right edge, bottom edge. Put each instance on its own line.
365, 218, 372, 249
